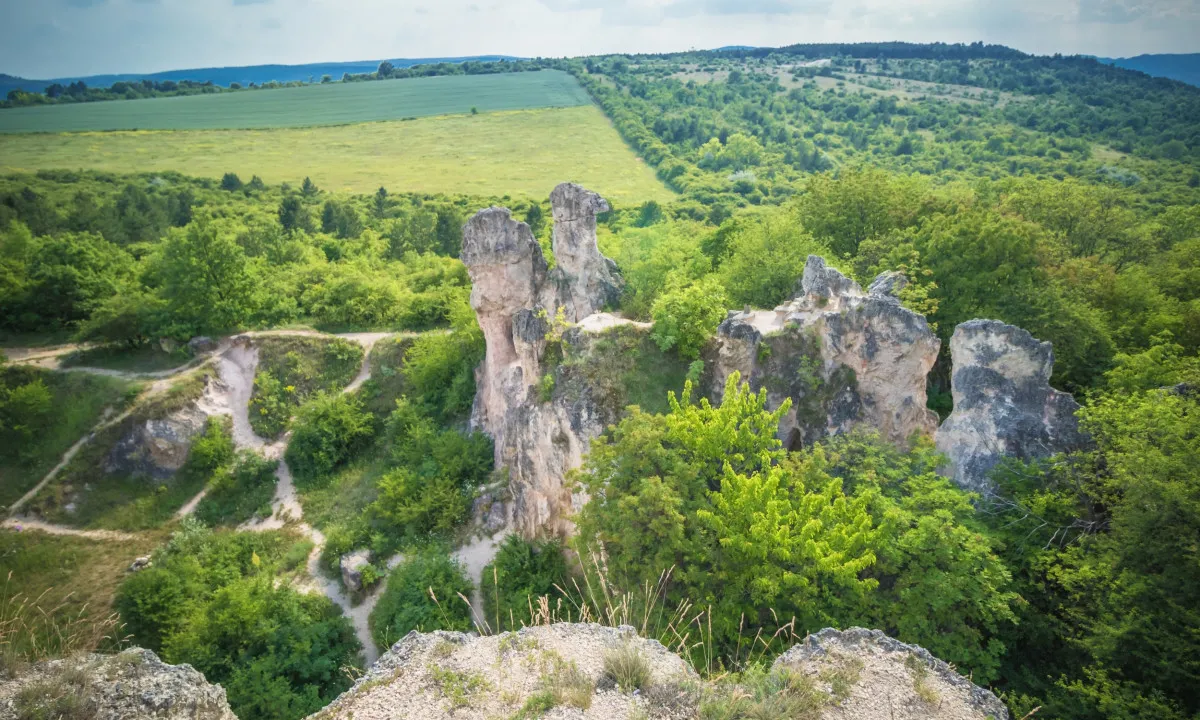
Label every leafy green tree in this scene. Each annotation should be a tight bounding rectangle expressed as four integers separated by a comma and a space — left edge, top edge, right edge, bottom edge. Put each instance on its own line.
285, 392, 376, 486
435, 207, 463, 256
372, 186, 390, 219
157, 222, 256, 336
0, 377, 52, 453
301, 177, 318, 196
368, 552, 473, 650
719, 208, 826, 308
277, 196, 311, 234
650, 274, 729, 360
796, 168, 928, 257
220, 173, 244, 192
523, 203, 545, 237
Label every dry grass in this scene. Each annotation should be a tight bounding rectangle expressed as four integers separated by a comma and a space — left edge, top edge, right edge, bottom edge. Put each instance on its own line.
0, 530, 162, 674
0, 105, 674, 203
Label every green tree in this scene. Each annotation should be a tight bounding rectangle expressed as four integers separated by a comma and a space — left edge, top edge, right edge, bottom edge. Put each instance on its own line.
301, 177, 318, 196
373, 186, 390, 219
650, 274, 729, 360
719, 208, 826, 308
157, 222, 256, 336
480, 536, 568, 629
277, 196, 311, 234
435, 207, 463, 256
220, 173, 244, 192
285, 392, 376, 487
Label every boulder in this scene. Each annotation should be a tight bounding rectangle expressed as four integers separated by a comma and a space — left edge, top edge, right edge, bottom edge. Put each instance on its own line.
129, 556, 152, 572
935, 319, 1084, 494
0, 648, 236, 720
313, 624, 695, 720
340, 549, 373, 593
312, 623, 1006, 720
773, 627, 1010, 720
707, 255, 941, 449
105, 373, 229, 480
188, 336, 219, 354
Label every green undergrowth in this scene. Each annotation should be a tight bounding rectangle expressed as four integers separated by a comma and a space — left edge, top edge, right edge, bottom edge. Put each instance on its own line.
193, 448, 279, 527
0, 366, 140, 511
360, 336, 416, 417
556, 324, 692, 417
114, 520, 354, 720
248, 335, 364, 438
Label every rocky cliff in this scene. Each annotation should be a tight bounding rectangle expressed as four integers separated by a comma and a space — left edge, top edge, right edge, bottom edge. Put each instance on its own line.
462, 183, 632, 538
706, 256, 941, 449
935, 319, 1085, 494
311, 623, 1008, 720
0, 648, 237, 720
464, 187, 1084, 537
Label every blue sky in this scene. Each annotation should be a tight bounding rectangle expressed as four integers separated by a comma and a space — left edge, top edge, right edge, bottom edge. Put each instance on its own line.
1, 0, 1197, 79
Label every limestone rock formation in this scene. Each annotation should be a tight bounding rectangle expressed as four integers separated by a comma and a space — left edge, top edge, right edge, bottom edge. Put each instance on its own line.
311, 623, 1006, 720
0, 648, 236, 720
935, 319, 1084, 494
773, 627, 1010, 720
312, 624, 696, 720
707, 256, 941, 449
462, 184, 628, 538
340, 549, 372, 593
105, 372, 230, 480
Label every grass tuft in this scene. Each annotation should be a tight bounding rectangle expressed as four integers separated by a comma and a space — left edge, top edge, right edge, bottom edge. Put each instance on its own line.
602, 643, 652, 693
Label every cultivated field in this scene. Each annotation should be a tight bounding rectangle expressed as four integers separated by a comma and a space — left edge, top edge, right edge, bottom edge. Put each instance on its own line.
0, 105, 673, 202
0, 70, 590, 133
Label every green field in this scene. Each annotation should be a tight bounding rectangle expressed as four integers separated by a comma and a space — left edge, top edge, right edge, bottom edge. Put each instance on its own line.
0, 70, 591, 133
0, 105, 673, 202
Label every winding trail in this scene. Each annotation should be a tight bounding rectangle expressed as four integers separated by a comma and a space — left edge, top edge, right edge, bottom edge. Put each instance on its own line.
4, 328, 502, 667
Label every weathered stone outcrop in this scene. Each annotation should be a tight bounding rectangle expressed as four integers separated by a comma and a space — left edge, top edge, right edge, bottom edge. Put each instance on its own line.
774, 627, 1010, 720
312, 623, 1005, 720
462, 184, 628, 538
707, 256, 941, 449
105, 372, 230, 480
0, 648, 236, 720
935, 319, 1084, 494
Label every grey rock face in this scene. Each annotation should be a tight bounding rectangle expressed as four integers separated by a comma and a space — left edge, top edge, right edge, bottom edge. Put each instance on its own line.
774, 627, 1010, 720
104, 373, 227, 480
708, 255, 941, 449
935, 319, 1084, 494
462, 185, 629, 538
340, 549, 373, 593
188, 336, 218, 354
0, 648, 236, 720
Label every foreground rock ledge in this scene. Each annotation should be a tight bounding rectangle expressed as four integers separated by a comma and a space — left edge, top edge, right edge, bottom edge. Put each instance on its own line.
312, 623, 1009, 720
0, 648, 237, 720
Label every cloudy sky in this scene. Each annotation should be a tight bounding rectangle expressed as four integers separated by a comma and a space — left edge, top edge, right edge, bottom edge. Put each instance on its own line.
1, 0, 1197, 79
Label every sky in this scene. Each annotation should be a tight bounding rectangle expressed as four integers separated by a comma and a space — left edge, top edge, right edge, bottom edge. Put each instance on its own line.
1, 0, 1198, 79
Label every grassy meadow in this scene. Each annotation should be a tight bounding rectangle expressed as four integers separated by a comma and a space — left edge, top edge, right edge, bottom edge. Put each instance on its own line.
0, 105, 673, 202
0, 70, 591, 133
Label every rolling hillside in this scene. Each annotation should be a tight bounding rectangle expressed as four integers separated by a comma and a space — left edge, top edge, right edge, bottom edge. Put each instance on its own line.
0, 55, 522, 96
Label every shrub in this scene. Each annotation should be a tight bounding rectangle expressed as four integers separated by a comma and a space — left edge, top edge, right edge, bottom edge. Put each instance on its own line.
602, 644, 652, 692
368, 552, 474, 651
193, 451, 279, 527
285, 392, 376, 487
650, 275, 729, 360
480, 536, 568, 630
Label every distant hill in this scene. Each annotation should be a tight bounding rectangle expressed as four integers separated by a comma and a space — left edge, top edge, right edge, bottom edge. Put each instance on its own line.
0, 56, 523, 96
1097, 53, 1200, 87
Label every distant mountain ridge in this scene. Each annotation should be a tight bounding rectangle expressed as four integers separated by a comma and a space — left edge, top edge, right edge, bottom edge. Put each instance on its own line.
0, 55, 523, 96
1097, 53, 1200, 87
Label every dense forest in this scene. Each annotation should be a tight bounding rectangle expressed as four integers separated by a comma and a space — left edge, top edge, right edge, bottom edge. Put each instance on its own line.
2, 42, 1199, 720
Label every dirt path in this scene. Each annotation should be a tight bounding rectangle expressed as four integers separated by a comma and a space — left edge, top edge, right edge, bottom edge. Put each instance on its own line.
2, 516, 140, 542
7, 327, 488, 667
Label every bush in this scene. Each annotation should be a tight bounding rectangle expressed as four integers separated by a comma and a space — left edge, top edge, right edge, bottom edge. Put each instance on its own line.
193, 451, 279, 527
369, 400, 493, 539
480, 536, 569, 629
650, 275, 729, 360
285, 393, 376, 487
368, 552, 474, 650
